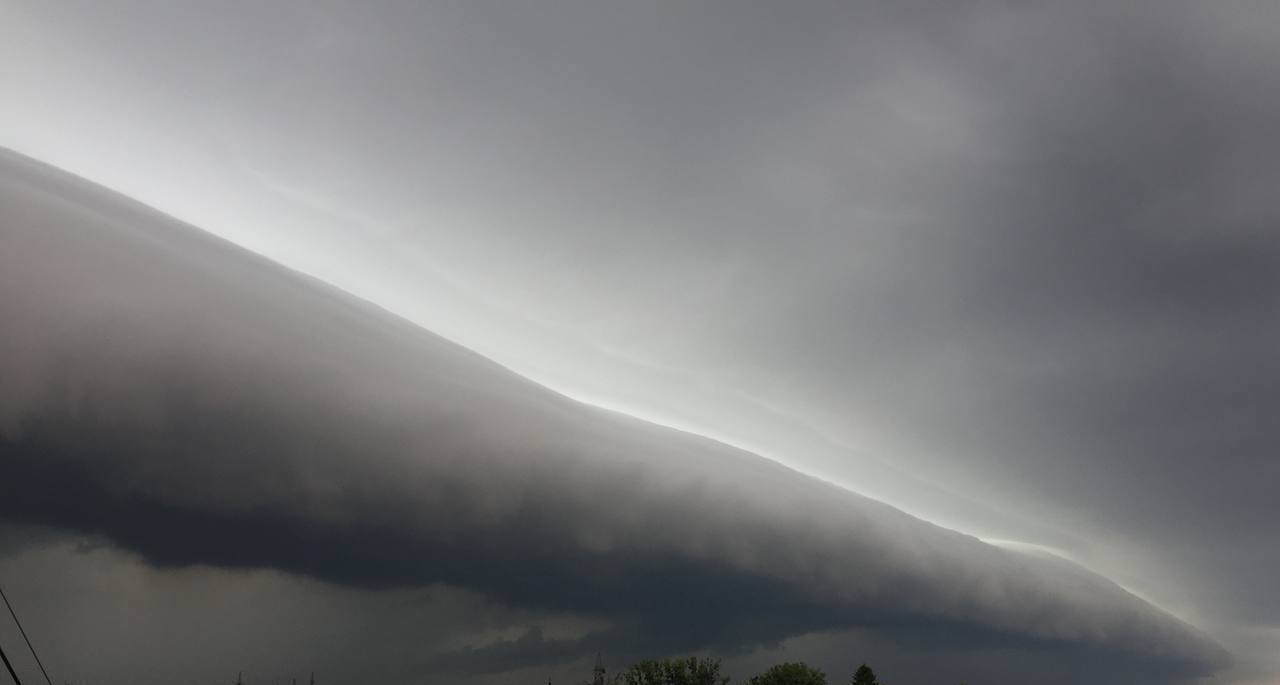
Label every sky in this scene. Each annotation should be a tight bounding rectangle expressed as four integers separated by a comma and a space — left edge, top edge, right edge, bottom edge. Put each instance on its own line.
1, 1, 1278, 684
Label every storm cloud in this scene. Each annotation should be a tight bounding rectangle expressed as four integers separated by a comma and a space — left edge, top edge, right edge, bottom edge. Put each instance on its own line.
0, 150, 1225, 677
2, 1, 1279, 683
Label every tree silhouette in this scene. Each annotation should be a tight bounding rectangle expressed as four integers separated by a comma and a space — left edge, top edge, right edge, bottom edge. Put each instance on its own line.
748, 661, 826, 685
620, 656, 730, 685
850, 664, 878, 685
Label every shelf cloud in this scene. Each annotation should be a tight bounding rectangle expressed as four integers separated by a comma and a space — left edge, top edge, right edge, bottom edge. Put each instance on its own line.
3, 2, 1279, 683
1, 150, 1225, 680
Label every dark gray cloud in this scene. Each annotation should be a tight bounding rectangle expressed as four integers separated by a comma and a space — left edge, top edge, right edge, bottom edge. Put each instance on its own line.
0, 529, 566, 685
0, 150, 1226, 683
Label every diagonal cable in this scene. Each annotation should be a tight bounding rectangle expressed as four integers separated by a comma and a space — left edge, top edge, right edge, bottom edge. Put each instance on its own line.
0, 637, 23, 685
0, 582, 51, 685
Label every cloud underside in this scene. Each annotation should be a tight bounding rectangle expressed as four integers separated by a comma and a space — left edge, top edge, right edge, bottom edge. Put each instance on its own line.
0, 149, 1226, 674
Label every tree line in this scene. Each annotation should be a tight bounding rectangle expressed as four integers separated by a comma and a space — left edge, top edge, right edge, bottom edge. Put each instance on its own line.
614, 656, 899, 685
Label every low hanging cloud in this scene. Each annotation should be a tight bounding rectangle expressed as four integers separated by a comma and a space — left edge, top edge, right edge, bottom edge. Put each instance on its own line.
0, 148, 1226, 675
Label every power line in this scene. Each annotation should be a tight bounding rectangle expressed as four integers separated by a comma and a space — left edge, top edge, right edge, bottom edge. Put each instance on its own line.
0, 582, 51, 685
0, 637, 22, 685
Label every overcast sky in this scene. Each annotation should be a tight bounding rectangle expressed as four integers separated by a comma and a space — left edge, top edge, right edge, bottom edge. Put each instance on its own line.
2, 2, 1279, 684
